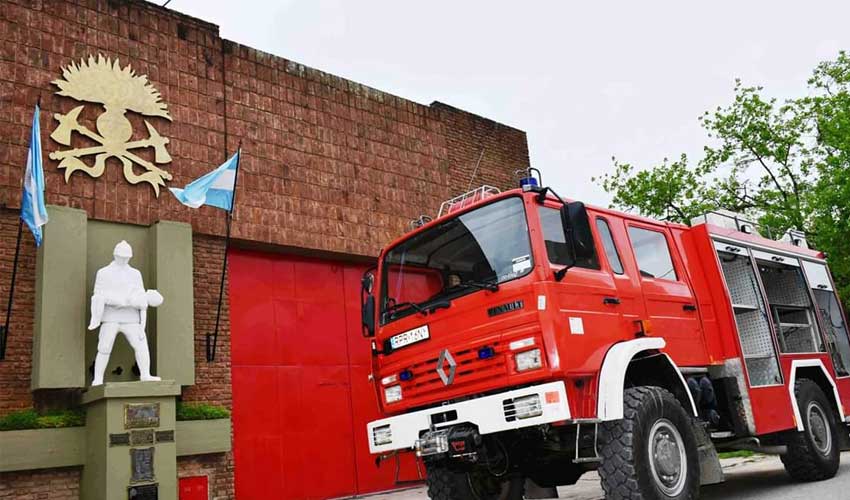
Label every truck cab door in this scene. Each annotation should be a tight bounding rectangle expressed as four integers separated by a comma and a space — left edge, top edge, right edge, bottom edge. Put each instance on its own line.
536, 205, 626, 373
625, 222, 707, 366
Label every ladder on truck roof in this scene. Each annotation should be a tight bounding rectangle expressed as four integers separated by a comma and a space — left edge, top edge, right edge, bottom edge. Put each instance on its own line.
438, 186, 501, 218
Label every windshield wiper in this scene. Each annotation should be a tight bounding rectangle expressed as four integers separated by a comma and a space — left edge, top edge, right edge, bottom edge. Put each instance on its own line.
384, 301, 426, 319
457, 279, 500, 292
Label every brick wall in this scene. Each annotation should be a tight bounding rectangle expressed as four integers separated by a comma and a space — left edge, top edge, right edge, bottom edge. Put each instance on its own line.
0, 209, 37, 413
0, 0, 529, 496
181, 234, 231, 408
434, 102, 530, 196
178, 453, 234, 500
0, 467, 81, 499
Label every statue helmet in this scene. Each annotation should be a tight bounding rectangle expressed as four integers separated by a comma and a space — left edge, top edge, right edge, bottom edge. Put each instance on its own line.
113, 240, 133, 259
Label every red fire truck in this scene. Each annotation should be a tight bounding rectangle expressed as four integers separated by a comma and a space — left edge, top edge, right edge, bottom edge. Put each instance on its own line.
360, 176, 850, 500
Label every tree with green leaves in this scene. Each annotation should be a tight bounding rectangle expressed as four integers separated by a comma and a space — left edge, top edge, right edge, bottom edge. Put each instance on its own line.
597, 52, 850, 305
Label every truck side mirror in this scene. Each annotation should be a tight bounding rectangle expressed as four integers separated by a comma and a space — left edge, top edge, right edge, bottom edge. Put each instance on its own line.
557, 201, 594, 281
361, 271, 376, 337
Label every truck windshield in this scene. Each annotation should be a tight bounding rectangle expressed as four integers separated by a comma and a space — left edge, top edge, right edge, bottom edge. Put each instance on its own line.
381, 197, 533, 324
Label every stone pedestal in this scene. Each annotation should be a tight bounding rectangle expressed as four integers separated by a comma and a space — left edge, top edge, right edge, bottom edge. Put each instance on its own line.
81, 380, 181, 500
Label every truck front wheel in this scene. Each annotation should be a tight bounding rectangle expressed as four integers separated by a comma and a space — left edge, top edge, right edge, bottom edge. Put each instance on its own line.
599, 386, 700, 500
781, 378, 840, 481
425, 464, 523, 500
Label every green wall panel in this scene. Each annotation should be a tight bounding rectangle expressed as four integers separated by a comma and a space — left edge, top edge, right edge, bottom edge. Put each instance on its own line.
150, 221, 195, 386
32, 205, 87, 389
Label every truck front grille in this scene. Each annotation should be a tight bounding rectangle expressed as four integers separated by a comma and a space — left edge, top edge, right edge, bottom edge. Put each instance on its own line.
402, 341, 508, 403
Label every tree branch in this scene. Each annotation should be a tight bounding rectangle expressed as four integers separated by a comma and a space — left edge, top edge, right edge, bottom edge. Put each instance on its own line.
668, 202, 687, 222
744, 143, 791, 207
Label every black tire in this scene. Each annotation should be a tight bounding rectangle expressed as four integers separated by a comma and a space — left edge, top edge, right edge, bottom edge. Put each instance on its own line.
598, 386, 700, 500
425, 464, 523, 500
781, 378, 841, 481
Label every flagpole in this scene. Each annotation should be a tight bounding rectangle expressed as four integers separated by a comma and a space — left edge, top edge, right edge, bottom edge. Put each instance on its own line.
207, 144, 242, 362
0, 220, 23, 361
2, 96, 41, 361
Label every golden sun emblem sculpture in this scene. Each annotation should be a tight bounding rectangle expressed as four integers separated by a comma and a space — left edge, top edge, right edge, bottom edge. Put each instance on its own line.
48, 55, 173, 196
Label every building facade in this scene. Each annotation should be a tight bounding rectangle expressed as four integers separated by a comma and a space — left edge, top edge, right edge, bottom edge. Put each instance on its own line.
0, 1, 529, 498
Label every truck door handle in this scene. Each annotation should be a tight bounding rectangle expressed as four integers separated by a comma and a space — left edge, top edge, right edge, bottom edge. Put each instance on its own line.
683, 304, 697, 312
603, 297, 621, 305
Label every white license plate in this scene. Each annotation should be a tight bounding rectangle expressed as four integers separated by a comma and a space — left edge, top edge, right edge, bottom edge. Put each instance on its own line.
390, 325, 430, 349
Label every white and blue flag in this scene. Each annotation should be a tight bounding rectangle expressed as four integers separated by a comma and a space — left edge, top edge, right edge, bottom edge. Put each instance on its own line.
21, 104, 48, 247
169, 151, 240, 212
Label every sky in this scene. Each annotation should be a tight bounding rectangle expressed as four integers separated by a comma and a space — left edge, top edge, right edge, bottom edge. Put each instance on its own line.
158, 0, 850, 207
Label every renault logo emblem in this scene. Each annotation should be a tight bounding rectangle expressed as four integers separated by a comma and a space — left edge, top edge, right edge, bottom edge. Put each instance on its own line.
437, 349, 457, 386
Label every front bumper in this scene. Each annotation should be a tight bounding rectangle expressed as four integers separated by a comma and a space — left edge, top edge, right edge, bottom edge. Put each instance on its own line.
367, 381, 570, 454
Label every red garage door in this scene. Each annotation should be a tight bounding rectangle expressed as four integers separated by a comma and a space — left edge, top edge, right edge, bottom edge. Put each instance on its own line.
229, 250, 421, 500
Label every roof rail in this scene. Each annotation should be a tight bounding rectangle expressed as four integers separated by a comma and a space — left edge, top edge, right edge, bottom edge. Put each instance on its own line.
691, 210, 761, 236
692, 210, 811, 248
438, 186, 501, 218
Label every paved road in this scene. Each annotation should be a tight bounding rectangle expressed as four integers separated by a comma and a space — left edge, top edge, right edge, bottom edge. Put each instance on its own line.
363, 452, 850, 500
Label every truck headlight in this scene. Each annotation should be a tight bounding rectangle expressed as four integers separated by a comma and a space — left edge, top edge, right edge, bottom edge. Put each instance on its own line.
385, 385, 402, 403
514, 348, 542, 372
373, 425, 392, 446
513, 394, 543, 419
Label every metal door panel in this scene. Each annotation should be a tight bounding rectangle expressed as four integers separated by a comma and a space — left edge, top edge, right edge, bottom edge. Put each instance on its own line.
230, 250, 420, 499
752, 249, 800, 267
802, 260, 834, 291
230, 254, 280, 366
232, 366, 285, 499
178, 476, 208, 500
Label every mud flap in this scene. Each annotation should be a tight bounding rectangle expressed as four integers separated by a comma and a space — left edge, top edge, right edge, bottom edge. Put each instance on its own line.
840, 420, 850, 451
694, 422, 724, 485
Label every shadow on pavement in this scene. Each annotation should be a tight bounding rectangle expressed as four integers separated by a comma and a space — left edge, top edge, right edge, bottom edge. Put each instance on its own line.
701, 453, 850, 500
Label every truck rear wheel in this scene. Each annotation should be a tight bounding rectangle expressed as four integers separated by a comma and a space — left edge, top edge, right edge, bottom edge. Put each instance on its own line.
599, 386, 700, 500
781, 378, 840, 481
425, 464, 523, 500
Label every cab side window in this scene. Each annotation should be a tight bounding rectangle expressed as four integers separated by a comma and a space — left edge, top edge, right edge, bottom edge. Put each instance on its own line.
538, 207, 600, 270
596, 218, 624, 274
628, 226, 678, 281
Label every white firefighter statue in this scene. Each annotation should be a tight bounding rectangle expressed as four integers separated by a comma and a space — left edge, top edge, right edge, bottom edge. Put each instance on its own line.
88, 240, 164, 386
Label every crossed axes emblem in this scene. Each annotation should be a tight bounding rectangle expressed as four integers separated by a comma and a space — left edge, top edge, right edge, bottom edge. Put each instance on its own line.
48, 105, 172, 195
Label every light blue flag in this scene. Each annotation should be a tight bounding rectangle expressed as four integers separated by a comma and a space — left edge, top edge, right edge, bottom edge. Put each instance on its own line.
169, 151, 240, 211
21, 104, 48, 246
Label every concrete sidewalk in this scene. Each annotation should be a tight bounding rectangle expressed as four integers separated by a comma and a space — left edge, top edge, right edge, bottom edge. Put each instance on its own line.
356, 453, 850, 500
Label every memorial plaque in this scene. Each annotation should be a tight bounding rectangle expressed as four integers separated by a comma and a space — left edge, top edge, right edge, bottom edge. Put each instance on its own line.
110, 433, 130, 446
124, 403, 160, 429
130, 429, 155, 446
155, 430, 174, 443
128, 483, 158, 500
130, 447, 155, 483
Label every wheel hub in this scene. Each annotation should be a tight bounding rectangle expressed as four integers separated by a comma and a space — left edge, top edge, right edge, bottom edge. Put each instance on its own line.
807, 401, 832, 455
648, 419, 687, 497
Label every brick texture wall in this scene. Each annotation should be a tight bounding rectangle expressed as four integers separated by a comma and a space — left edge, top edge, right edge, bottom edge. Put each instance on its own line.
0, 209, 37, 413
0, 467, 81, 499
0, 0, 529, 496
434, 102, 530, 195
178, 453, 234, 500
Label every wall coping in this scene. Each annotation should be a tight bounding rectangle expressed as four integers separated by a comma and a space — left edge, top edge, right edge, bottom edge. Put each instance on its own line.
0, 427, 85, 472
81, 380, 182, 405
0, 417, 232, 472
176, 419, 232, 456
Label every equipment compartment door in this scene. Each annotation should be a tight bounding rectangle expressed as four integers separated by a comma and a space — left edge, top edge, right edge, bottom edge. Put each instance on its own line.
714, 241, 793, 433
802, 260, 850, 414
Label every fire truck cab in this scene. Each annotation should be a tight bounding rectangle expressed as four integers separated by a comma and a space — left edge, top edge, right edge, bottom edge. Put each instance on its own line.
361, 179, 850, 500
